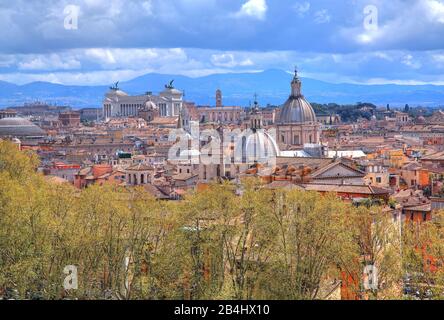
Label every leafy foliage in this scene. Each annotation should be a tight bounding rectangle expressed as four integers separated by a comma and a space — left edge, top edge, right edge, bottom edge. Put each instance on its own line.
0, 140, 403, 300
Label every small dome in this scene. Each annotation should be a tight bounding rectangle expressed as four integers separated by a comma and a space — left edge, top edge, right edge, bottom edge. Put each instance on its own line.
0, 117, 46, 137
234, 129, 280, 164
144, 100, 157, 110
279, 70, 317, 124
417, 116, 426, 124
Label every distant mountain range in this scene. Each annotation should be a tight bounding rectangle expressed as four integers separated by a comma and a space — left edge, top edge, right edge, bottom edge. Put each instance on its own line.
1, 69, 444, 109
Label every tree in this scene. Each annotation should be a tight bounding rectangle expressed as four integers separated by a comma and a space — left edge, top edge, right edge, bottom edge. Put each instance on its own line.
403, 211, 444, 299
0, 141, 410, 300
354, 205, 403, 299
262, 189, 360, 299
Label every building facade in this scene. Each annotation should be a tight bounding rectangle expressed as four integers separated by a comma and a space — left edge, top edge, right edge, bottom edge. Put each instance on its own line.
0, 110, 17, 119
59, 111, 80, 127
195, 89, 244, 124
103, 81, 183, 119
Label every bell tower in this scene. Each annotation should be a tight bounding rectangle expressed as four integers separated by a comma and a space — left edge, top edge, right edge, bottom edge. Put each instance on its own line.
216, 89, 222, 108
250, 93, 263, 132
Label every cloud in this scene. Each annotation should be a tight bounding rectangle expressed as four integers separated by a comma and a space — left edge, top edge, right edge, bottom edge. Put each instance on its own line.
402, 54, 422, 69
3, 0, 444, 54
2, 1, 444, 86
293, 2, 310, 16
235, 0, 268, 20
425, 0, 444, 23
17, 54, 81, 71
85, 49, 117, 65
2, 48, 444, 86
340, 0, 444, 52
211, 53, 254, 67
141, 0, 154, 15
314, 9, 330, 24
433, 53, 444, 63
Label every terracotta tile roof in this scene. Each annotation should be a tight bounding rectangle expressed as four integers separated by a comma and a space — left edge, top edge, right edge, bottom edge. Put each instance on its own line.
77, 167, 92, 176
150, 117, 178, 125
276, 157, 333, 169
265, 181, 305, 190
310, 161, 365, 179
302, 183, 391, 195
422, 151, 444, 161
402, 162, 422, 171
172, 173, 198, 181
143, 184, 170, 199
126, 163, 154, 171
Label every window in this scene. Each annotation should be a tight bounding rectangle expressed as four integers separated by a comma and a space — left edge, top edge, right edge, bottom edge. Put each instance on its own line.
242, 136, 247, 163
376, 177, 382, 183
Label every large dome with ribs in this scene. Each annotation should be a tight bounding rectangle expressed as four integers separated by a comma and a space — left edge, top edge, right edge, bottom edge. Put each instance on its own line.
279, 70, 317, 124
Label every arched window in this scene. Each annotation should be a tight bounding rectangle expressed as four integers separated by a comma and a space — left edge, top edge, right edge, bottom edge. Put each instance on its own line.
242, 136, 247, 163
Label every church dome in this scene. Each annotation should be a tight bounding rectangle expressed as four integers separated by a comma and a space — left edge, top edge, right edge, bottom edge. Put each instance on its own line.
417, 116, 426, 124
234, 129, 280, 164
279, 70, 317, 124
144, 100, 157, 110
0, 117, 46, 137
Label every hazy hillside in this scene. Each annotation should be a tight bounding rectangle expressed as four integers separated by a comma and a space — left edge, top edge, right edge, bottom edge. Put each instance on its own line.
1, 69, 444, 109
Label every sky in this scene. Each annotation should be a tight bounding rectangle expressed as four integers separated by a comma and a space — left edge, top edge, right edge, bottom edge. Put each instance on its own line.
1, 0, 444, 86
